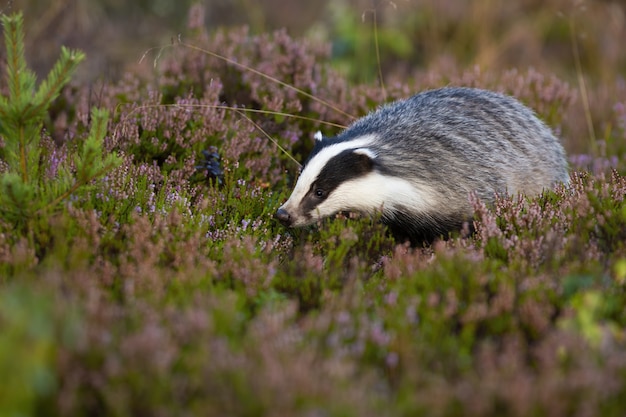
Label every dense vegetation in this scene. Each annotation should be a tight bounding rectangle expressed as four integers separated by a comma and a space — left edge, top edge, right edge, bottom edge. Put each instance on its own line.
2, 2, 626, 416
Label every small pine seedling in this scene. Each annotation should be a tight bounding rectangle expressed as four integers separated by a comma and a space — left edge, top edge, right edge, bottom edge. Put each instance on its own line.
0, 12, 121, 228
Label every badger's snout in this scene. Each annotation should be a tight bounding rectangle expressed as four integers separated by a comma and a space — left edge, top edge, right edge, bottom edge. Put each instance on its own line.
275, 207, 293, 226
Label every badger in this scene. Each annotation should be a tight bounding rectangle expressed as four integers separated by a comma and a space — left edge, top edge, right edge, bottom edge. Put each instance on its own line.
275, 87, 569, 244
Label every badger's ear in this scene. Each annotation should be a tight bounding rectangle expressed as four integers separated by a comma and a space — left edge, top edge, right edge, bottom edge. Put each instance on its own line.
314, 131, 323, 141
353, 148, 377, 160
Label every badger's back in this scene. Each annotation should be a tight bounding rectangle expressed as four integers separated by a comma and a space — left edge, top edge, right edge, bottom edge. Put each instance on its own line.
341, 87, 568, 198
277, 87, 569, 244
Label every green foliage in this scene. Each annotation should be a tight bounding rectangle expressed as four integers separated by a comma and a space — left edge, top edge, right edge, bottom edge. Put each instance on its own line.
0, 13, 83, 181
328, 1, 413, 83
559, 290, 623, 348
0, 284, 81, 417
75, 109, 120, 183
0, 289, 53, 416
0, 12, 121, 232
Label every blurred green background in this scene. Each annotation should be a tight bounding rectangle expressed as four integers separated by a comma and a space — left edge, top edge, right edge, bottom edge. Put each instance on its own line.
7, 0, 626, 85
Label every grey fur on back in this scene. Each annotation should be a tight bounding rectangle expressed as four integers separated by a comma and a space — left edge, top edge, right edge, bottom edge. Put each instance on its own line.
280, 87, 569, 243
343, 87, 566, 188
338, 87, 567, 196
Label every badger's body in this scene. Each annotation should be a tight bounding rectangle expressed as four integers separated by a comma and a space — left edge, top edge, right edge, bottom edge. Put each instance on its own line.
276, 87, 569, 243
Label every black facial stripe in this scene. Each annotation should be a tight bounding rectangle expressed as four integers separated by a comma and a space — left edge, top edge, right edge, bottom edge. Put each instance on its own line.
302, 135, 365, 169
317, 149, 375, 190
300, 149, 375, 216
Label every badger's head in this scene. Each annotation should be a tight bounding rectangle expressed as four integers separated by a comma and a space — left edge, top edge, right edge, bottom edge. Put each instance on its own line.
275, 132, 379, 227
275, 132, 435, 228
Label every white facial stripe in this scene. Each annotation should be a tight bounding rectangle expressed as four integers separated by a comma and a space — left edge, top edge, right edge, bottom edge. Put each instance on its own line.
353, 148, 377, 159
282, 134, 379, 210
312, 171, 439, 219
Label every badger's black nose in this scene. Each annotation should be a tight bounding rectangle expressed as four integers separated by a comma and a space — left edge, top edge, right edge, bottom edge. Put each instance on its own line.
275, 208, 292, 226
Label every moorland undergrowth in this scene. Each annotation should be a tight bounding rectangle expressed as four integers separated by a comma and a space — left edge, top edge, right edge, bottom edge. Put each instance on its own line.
1, 3, 626, 416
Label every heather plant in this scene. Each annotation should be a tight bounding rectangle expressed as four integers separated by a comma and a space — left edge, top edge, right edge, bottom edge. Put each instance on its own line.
3, 3, 626, 416
143, 8, 402, 174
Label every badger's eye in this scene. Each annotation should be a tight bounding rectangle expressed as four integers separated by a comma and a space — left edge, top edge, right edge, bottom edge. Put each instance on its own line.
314, 188, 326, 199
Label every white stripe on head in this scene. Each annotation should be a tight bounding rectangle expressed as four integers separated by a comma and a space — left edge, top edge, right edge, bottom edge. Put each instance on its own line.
282, 134, 379, 209
353, 147, 377, 159
313, 171, 439, 219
